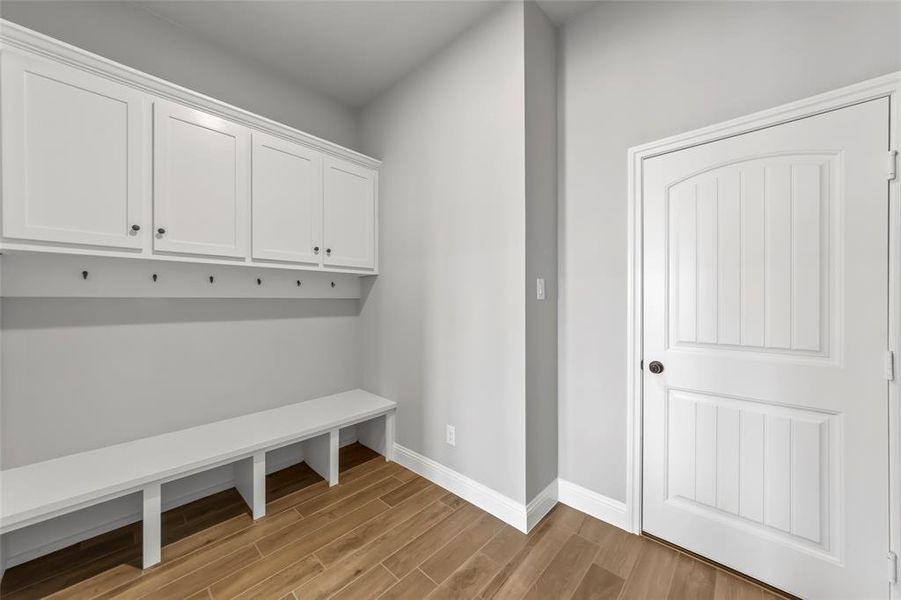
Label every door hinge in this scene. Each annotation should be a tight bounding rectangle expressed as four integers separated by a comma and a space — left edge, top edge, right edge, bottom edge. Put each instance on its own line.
887, 351, 895, 381
888, 551, 897, 584
889, 150, 898, 181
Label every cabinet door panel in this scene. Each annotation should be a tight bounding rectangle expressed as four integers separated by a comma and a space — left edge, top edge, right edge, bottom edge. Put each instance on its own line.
252, 133, 322, 264
153, 101, 249, 258
1, 51, 147, 249
322, 157, 376, 269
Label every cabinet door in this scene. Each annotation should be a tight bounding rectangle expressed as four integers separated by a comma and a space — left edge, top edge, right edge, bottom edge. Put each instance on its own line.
322, 156, 376, 269
153, 101, 249, 258
1, 51, 147, 249
251, 132, 322, 264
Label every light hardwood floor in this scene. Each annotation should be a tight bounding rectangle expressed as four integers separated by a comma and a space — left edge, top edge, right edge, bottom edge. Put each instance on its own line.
0, 444, 789, 599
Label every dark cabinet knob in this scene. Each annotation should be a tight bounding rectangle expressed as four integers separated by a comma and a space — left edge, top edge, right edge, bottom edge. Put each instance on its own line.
157, 228, 166, 235
648, 361, 664, 374
314, 246, 320, 254
131, 224, 141, 232
326, 248, 332, 255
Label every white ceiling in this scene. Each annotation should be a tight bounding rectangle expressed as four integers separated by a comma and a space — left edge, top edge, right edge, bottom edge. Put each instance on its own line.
130, 1, 596, 109
130, 0, 505, 108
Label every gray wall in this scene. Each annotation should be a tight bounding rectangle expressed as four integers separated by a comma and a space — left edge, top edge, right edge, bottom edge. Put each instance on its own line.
359, 2, 528, 503
558, 0, 901, 501
1, 299, 361, 468
524, 1, 558, 502
0, 0, 358, 149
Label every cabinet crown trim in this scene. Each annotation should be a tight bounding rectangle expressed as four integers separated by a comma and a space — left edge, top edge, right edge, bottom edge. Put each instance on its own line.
0, 19, 380, 170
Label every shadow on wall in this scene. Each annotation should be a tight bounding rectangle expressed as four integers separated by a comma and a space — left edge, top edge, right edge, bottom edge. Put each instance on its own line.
0, 298, 362, 329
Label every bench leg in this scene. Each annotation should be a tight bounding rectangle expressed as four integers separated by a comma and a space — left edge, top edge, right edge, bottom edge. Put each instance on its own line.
357, 410, 396, 462
142, 483, 161, 569
303, 430, 339, 487
235, 452, 266, 520
385, 411, 396, 462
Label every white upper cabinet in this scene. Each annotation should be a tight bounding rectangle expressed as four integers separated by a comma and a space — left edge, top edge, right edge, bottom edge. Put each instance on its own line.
1, 51, 148, 249
0, 23, 379, 274
153, 100, 250, 259
322, 156, 377, 270
252, 132, 322, 265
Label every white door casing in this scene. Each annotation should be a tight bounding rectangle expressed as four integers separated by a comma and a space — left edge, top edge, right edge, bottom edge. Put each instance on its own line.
251, 132, 322, 265
153, 100, 250, 259
322, 156, 376, 269
1, 50, 148, 249
640, 98, 889, 598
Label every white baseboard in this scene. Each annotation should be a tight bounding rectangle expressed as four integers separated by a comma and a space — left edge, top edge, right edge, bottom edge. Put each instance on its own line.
4, 429, 361, 569
557, 479, 630, 532
392, 444, 532, 532
390, 445, 634, 536
526, 479, 558, 531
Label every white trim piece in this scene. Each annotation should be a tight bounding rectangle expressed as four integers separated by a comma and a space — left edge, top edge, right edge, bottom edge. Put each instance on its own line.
0, 20, 379, 170
392, 444, 530, 532
0, 252, 364, 299
626, 70, 901, 597
557, 479, 630, 532
526, 479, 559, 532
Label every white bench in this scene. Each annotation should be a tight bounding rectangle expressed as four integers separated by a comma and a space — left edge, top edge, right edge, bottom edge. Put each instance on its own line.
0, 389, 396, 569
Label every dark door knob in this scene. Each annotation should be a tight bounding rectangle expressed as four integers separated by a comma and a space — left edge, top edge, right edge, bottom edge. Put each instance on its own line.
648, 361, 664, 374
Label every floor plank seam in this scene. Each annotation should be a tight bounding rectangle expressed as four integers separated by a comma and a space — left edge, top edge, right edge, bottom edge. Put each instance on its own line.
419, 567, 441, 586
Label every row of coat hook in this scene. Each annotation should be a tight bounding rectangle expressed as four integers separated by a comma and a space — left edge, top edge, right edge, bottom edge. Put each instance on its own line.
80, 270, 338, 288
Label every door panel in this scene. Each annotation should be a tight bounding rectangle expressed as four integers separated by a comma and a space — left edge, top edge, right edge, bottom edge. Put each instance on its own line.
643, 98, 889, 599
251, 132, 322, 265
322, 156, 375, 269
1, 51, 147, 249
668, 154, 836, 357
153, 101, 249, 258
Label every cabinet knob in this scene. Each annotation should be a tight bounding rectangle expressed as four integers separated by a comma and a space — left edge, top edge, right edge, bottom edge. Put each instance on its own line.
326, 248, 332, 255
157, 227, 166, 235
131, 224, 141, 232
313, 246, 320, 255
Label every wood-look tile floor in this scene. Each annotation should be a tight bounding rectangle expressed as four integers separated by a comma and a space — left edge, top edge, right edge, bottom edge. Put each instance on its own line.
1, 443, 789, 600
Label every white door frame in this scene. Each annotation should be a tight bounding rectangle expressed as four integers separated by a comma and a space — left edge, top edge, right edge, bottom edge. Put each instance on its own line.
626, 71, 901, 594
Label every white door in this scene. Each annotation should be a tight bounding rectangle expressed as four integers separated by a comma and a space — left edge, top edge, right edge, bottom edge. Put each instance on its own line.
643, 98, 889, 599
251, 132, 322, 265
322, 156, 376, 269
1, 51, 147, 249
153, 101, 249, 258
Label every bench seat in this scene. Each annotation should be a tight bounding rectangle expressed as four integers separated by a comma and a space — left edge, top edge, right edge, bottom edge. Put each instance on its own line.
0, 389, 396, 569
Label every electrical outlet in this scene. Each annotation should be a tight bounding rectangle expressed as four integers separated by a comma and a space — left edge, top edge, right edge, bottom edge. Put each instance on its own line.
446, 424, 456, 446
536, 278, 546, 300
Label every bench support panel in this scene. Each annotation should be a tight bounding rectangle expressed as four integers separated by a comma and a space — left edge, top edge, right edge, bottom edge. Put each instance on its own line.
142, 483, 161, 569
303, 430, 339, 486
235, 452, 266, 520
357, 410, 396, 462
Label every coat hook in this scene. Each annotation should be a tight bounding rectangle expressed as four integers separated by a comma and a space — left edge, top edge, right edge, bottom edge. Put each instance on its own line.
296, 280, 302, 287
330, 281, 336, 288
82, 270, 89, 280
257, 278, 262, 286
152, 273, 158, 282
209, 275, 215, 284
